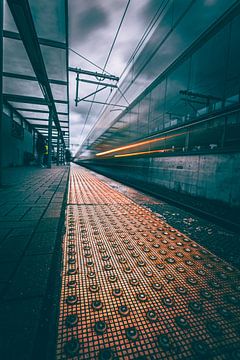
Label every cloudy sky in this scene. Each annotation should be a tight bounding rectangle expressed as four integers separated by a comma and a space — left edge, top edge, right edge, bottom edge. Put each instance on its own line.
68, 0, 161, 154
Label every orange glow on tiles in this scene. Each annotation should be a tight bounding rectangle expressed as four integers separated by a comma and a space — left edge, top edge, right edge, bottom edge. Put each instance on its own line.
96, 132, 186, 157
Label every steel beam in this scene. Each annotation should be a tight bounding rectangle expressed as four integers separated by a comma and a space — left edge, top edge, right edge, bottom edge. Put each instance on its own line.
82, 99, 127, 107
7, 0, 66, 146
3, 30, 66, 49
3, 94, 68, 105
69, 67, 119, 81
3, 94, 47, 105
0, 0, 3, 186
3, 72, 67, 85
79, 78, 118, 88
15, 108, 68, 115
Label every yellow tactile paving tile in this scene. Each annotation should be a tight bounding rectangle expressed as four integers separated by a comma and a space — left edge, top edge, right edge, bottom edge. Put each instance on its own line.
57, 166, 240, 360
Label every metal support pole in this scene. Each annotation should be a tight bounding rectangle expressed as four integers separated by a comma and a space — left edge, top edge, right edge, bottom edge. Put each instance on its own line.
47, 109, 53, 168
59, 145, 62, 165
75, 72, 79, 107
56, 132, 60, 166
0, 0, 3, 186
185, 131, 190, 152
32, 130, 36, 157
62, 145, 64, 165
62, 145, 65, 165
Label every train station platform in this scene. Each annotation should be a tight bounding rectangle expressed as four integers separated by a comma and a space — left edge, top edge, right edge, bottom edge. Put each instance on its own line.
0, 166, 69, 360
0, 164, 240, 359
57, 165, 240, 360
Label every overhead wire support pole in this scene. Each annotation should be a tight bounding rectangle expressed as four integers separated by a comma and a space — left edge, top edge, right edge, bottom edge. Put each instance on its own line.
77, 86, 107, 103
79, 78, 118, 88
82, 100, 127, 108
68, 67, 119, 82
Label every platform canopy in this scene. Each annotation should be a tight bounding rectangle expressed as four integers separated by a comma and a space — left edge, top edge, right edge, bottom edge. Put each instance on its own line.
3, 0, 69, 147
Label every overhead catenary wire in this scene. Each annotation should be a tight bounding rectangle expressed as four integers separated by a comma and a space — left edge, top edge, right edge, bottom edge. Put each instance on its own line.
79, 0, 131, 139
119, 0, 168, 79
83, 0, 168, 145
69, 47, 112, 76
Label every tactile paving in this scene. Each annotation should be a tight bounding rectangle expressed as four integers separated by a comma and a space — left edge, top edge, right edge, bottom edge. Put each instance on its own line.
56, 165, 240, 359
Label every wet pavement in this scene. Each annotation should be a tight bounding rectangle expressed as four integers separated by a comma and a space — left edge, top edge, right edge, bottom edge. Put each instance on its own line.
90, 171, 240, 270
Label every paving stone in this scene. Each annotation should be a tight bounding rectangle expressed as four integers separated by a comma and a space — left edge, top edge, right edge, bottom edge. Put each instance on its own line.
0, 297, 43, 360
26, 232, 57, 255
0, 261, 17, 282
4, 254, 53, 299
35, 218, 60, 233
0, 166, 69, 356
0, 220, 38, 230
0, 235, 31, 261
3, 206, 31, 221
22, 206, 46, 221
0, 229, 10, 244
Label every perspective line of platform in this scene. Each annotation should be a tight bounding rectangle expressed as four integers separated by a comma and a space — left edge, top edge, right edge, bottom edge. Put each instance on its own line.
56, 165, 240, 360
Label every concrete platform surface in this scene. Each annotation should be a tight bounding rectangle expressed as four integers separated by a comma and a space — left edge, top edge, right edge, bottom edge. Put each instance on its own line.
0, 166, 69, 360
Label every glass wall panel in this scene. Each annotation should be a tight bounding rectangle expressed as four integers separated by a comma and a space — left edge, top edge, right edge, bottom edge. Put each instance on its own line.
190, 25, 229, 114
41, 45, 67, 81
55, 103, 68, 113
50, 84, 67, 101
3, 1, 18, 32
9, 102, 49, 111
149, 79, 166, 133
3, 78, 43, 98
165, 59, 191, 129
19, 111, 49, 120
29, 0, 66, 43
225, 14, 240, 102
3, 38, 35, 76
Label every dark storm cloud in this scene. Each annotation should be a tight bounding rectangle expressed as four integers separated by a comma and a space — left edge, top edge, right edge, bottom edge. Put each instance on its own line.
73, 4, 109, 41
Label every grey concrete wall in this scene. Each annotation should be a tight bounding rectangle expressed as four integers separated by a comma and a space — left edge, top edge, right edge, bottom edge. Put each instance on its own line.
90, 152, 240, 208
1, 113, 34, 167
149, 154, 240, 207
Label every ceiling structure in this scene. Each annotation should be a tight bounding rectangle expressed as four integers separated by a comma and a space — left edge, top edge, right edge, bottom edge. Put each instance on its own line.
3, 0, 69, 148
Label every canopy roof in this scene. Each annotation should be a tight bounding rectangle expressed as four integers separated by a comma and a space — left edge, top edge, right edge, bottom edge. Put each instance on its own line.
3, 0, 69, 147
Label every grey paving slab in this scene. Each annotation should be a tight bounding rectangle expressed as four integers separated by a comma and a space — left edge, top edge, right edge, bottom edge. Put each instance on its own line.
0, 234, 31, 262
0, 229, 10, 244
3, 205, 31, 221
35, 218, 60, 233
0, 261, 18, 282
9, 227, 35, 237
22, 206, 46, 221
0, 165, 69, 358
26, 232, 57, 255
0, 297, 43, 360
0, 220, 39, 230
4, 253, 53, 300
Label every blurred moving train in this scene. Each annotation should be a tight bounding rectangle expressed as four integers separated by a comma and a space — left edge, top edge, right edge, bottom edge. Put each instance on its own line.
76, 1, 240, 209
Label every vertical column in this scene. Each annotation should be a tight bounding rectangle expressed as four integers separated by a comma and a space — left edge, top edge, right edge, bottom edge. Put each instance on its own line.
47, 108, 53, 168
0, 0, 3, 185
56, 132, 60, 166
60, 144, 63, 165
185, 131, 190, 152
32, 130, 36, 157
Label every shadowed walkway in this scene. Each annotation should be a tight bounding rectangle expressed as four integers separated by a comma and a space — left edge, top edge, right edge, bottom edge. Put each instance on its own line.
0, 166, 69, 360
